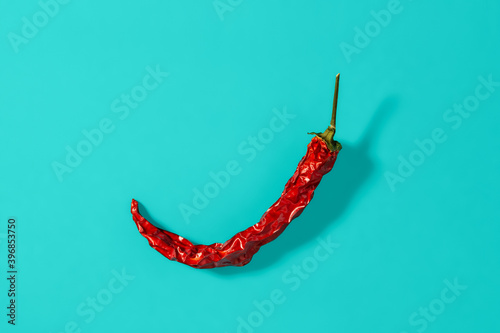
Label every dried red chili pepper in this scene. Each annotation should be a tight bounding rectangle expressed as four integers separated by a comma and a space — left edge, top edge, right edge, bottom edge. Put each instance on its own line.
131, 74, 343, 269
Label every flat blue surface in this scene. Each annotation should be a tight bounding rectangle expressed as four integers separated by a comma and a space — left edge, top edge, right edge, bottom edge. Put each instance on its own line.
1, 1, 499, 332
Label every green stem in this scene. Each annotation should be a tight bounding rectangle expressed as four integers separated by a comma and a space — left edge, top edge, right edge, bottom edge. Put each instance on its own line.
308, 73, 342, 152
330, 73, 340, 133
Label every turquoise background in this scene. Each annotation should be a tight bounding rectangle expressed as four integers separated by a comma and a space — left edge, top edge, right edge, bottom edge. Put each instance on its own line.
1, 0, 499, 332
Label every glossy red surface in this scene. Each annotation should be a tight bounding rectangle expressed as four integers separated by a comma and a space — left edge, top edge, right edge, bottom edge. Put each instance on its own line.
131, 136, 340, 269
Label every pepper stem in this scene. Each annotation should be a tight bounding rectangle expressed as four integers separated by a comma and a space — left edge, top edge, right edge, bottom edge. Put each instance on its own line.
330, 73, 340, 135
308, 73, 342, 152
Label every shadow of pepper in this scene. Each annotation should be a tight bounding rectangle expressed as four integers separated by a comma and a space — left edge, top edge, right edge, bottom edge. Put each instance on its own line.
212, 96, 398, 275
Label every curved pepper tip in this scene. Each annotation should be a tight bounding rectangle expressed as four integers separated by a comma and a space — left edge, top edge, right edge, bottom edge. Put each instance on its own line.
131, 199, 138, 212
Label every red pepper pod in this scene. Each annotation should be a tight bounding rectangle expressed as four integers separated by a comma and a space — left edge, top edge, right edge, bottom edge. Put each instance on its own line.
131, 73, 344, 269
131, 136, 340, 268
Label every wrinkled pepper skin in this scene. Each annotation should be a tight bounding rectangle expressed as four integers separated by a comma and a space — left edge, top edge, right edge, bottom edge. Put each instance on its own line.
131, 136, 341, 269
